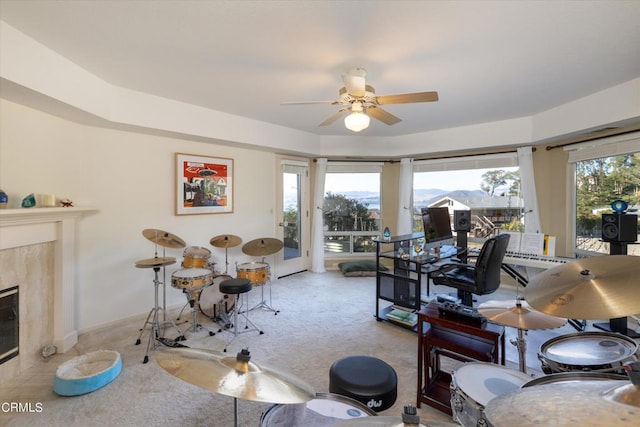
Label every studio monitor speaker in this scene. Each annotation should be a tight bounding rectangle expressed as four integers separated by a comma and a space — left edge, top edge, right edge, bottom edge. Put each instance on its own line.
454, 210, 472, 232
601, 213, 638, 243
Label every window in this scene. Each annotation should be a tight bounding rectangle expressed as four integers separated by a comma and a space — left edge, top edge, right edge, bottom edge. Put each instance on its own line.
323, 163, 382, 256
413, 154, 521, 242
567, 134, 640, 256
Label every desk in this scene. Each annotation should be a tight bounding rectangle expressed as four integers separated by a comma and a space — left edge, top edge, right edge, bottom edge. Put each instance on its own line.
417, 302, 505, 415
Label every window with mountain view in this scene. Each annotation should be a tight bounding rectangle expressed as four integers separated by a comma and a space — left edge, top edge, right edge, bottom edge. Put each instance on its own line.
323, 171, 381, 256
413, 166, 522, 240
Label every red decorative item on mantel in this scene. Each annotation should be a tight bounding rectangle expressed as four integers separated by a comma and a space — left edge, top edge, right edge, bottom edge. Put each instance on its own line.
60, 199, 74, 207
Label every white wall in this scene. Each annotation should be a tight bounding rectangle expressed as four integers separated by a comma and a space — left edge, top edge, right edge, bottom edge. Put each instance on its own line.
0, 99, 278, 332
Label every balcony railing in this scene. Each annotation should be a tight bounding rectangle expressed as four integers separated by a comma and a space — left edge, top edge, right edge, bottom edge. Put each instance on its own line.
324, 231, 379, 256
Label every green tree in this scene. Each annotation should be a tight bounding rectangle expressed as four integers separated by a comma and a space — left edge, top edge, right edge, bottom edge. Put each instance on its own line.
480, 170, 508, 196
323, 192, 378, 232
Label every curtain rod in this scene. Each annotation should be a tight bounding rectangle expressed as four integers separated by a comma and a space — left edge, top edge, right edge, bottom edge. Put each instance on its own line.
545, 126, 640, 151
314, 147, 531, 163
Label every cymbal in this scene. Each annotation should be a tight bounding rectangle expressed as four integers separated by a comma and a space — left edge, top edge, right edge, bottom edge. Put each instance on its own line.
135, 257, 176, 268
478, 299, 567, 330
156, 348, 315, 404
142, 229, 186, 249
485, 380, 639, 426
242, 237, 284, 256
527, 255, 640, 319
209, 234, 242, 248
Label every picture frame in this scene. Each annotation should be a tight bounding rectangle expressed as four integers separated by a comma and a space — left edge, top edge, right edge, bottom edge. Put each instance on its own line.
176, 153, 233, 215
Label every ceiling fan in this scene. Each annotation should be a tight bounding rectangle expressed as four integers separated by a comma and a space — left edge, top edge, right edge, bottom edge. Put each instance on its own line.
281, 67, 439, 132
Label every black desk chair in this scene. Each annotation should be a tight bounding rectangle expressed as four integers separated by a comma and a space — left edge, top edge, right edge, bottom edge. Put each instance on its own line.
430, 234, 510, 307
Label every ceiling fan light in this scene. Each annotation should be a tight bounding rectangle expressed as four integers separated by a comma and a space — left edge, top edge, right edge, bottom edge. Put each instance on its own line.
344, 111, 370, 132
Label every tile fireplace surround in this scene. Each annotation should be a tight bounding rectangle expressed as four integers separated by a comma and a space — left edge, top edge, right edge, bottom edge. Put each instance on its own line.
0, 207, 95, 381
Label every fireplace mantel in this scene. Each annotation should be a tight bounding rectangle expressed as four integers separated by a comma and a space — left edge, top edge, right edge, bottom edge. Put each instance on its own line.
0, 207, 97, 352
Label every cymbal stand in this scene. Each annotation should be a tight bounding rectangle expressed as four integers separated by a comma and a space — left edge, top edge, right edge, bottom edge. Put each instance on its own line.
510, 327, 528, 373
135, 266, 184, 363
248, 257, 279, 315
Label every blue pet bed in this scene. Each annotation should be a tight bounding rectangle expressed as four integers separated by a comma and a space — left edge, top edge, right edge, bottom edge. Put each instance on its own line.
53, 350, 122, 396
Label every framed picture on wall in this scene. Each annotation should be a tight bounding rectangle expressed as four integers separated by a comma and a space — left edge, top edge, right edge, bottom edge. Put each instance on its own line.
176, 153, 233, 215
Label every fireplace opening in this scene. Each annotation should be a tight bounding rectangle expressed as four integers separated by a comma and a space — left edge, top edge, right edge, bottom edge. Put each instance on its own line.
0, 286, 19, 365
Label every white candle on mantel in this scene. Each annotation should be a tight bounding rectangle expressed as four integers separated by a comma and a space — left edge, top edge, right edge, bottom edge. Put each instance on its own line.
42, 194, 56, 207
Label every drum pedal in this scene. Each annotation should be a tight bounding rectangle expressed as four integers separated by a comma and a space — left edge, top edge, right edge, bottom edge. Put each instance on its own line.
157, 337, 189, 348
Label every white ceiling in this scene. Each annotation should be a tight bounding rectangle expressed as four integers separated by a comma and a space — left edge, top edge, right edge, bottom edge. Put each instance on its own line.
1, 0, 639, 140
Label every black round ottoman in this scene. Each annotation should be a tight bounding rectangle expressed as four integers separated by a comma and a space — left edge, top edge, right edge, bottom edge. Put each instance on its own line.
329, 355, 397, 412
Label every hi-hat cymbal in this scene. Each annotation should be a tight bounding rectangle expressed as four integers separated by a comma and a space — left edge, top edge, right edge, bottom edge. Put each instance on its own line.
209, 234, 242, 248
478, 299, 567, 330
156, 348, 315, 404
142, 229, 186, 249
527, 255, 640, 319
135, 257, 176, 268
485, 380, 638, 426
242, 238, 284, 256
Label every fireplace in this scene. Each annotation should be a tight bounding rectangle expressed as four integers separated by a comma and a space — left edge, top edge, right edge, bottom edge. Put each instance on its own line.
0, 286, 19, 364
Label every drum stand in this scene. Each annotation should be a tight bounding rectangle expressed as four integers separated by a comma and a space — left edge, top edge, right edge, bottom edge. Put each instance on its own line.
180, 288, 216, 337
135, 266, 185, 363
248, 259, 279, 315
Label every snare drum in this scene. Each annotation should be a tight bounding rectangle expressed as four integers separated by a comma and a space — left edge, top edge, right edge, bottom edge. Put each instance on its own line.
198, 275, 234, 320
450, 362, 531, 427
182, 246, 211, 269
538, 331, 639, 374
171, 268, 213, 290
236, 262, 270, 285
260, 392, 375, 426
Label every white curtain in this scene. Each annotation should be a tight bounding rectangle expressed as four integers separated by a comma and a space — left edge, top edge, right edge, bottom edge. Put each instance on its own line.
310, 158, 327, 273
517, 146, 541, 234
396, 158, 414, 235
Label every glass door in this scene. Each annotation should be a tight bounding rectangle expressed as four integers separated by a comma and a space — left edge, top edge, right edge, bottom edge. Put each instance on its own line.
275, 159, 309, 277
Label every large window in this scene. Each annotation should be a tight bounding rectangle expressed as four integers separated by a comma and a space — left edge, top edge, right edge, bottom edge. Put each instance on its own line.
568, 135, 640, 256
413, 154, 521, 242
323, 163, 382, 256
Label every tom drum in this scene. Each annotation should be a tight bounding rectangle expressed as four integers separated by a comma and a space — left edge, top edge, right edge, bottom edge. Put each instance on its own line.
198, 275, 234, 320
182, 246, 211, 269
260, 392, 375, 426
522, 371, 628, 387
538, 331, 639, 374
171, 268, 213, 290
236, 262, 270, 286
450, 362, 531, 427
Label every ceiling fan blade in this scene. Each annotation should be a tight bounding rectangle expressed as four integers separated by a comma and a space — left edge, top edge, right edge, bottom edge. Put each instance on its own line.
342, 74, 366, 97
280, 100, 339, 106
375, 91, 439, 105
319, 109, 348, 126
367, 106, 402, 126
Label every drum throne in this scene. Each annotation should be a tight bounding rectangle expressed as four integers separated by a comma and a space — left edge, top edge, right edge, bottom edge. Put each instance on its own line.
218, 278, 264, 352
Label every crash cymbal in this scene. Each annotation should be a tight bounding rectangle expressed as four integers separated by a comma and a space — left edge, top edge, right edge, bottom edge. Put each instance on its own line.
242, 237, 284, 256
209, 234, 242, 248
156, 348, 315, 404
527, 255, 640, 319
142, 229, 186, 249
135, 257, 176, 268
485, 380, 638, 426
478, 299, 567, 330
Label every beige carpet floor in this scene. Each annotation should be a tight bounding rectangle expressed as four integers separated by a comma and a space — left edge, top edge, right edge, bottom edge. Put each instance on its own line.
0, 270, 632, 426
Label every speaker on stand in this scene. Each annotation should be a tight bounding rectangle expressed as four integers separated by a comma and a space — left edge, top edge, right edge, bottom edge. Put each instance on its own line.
453, 210, 471, 263
593, 204, 638, 338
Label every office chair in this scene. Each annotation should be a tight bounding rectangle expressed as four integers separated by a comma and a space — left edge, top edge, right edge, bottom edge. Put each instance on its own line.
430, 233, 510, 307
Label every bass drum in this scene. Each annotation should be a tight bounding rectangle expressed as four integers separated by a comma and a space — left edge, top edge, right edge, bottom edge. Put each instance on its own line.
538, 331, 639, 374
450, 362, 531, 427
260, 392, 375, 426
198, 275, 234, 320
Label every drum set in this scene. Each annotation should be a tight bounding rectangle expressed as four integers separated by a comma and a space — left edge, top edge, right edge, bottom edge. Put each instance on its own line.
449, 255, 640, 426
135, 228, 285, 362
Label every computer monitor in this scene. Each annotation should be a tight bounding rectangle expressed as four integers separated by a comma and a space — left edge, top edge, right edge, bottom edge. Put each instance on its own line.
421, 207, 454, 250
